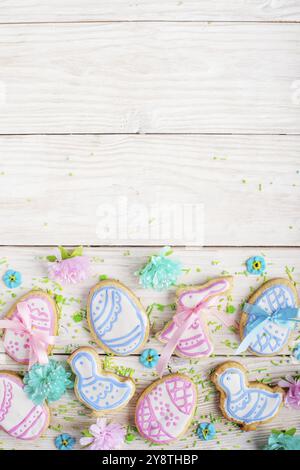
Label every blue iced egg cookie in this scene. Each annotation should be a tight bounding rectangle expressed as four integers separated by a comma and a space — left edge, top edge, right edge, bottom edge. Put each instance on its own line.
87, 280, 149, 355
240, 278, 299, 356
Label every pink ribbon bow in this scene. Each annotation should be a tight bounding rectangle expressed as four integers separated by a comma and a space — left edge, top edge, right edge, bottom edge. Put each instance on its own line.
0, 302, 55, 369
156, 302, 205, 377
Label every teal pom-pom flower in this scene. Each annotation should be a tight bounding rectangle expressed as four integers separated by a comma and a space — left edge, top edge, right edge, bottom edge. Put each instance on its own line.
136, 246, 181, 291
264, 429, 300, 450
24, 359, 73, 405
196, 422, 216, 441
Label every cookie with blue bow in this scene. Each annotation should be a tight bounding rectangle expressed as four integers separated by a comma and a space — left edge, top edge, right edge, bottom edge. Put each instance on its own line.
68, 347, 135, 414
211, 361, 283, 431
237, 278, 300, 356
87, 279, 149, 355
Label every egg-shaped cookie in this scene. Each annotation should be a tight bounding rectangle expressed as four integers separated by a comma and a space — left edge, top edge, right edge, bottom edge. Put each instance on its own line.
135, 374, 197, 444
87, 279, 149, 355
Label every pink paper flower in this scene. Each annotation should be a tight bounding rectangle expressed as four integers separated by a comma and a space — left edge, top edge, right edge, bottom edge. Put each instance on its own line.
47, 246, 90, 285
80, 418, 126, 450
278, 375, 300, 410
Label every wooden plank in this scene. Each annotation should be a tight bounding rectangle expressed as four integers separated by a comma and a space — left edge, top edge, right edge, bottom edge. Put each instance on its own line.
0, 135, 299, 246
0, 246, 299, 356
1, 1, 300, 22
0, 354, 298, 449
0, 23, 299, 134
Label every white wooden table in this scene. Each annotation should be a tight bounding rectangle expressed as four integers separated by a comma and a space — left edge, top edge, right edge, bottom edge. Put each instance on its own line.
0, 0, 299, 450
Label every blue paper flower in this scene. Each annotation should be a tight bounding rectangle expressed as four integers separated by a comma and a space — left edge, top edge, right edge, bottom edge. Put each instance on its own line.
139, 349, 159, 369
24, 359, 73, 405
264, 429, 300, 450
293, 343, 300, 362
136, 246, 182, 291
2, 269, 22, 288
246, 256, 266, 275
197, 422, 216, 441
55, 433, 75, 450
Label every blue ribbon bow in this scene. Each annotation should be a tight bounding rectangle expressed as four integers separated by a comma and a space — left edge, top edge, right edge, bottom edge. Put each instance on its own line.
235, 302, 300, 355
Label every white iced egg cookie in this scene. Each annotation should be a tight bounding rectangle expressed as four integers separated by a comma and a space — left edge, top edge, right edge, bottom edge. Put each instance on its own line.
87, 280, 149, 355
68, 347, 135, 413
0, 371, 50, 440
135, 374, 197, 444
211, 361, 283, 431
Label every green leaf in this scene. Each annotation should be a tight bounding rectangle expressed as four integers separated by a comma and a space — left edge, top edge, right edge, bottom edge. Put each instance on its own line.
70, 246, 83, 258
125, 434, 135, 443
164, 249, 173, 257
59, 246, 70, 260
226, 305, 236, 314
46, 255, 57, 262
81, 429, 93, 437
285, 428, 297, 436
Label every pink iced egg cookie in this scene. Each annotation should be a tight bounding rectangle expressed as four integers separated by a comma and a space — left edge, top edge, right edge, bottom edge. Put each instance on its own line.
3, 290, 58, 364
0, 372, 50, 440
135, 374, 197, 444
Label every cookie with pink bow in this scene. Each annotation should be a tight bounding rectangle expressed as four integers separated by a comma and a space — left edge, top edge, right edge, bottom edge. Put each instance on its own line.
0, 290, 58, 368
156, 277, 233, 376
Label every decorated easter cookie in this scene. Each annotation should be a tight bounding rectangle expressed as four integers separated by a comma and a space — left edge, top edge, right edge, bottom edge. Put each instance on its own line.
135, 374, 197, 444
156, 277, 233, 375
1, 290, 58, 365
237, 278, 300, 356
211, 361, 283, 431
0, 371, 50, 440
68, 347, 135, 414
87, 279, 149, 355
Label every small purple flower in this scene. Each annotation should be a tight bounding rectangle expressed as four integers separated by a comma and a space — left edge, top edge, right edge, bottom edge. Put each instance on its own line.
80, 418, 125, 450
278, 375, 300, 410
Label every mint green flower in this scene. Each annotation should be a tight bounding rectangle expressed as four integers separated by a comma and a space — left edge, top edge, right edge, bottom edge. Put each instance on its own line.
24, 359, 73, 405
137, 246, 182, 291
264, 429, 300, 450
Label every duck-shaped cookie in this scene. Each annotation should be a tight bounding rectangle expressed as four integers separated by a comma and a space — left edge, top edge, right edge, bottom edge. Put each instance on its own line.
211, 361, 283, 431
68, 347, 135, 413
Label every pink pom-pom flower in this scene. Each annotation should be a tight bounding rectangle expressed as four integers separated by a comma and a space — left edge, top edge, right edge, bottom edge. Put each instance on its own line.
278, 375, 300, 410
47, 246, 90, 285
80, 418, 126, 450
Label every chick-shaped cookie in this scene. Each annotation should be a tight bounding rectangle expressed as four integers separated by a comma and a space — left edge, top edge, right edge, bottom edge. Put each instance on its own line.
211, 361, 283, 431
68, 347, 135, 413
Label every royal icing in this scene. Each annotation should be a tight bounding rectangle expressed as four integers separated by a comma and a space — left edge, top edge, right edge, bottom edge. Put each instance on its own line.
135, 374, 197, 444
87, 280, 149, 355
68, 348, 135, 412
2, 291, 57, 365
241, 279, 299, 355
157, 277, 233, 358
212, 362, 283, 429
0, 372, 49, 440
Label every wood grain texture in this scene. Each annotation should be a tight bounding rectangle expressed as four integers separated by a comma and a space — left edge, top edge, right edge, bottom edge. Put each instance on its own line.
0, 354, 298, 450
0, 134, 299, 246
0, 246, 299, 356
0, 23, 299, 134
0, 0, 300, 22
